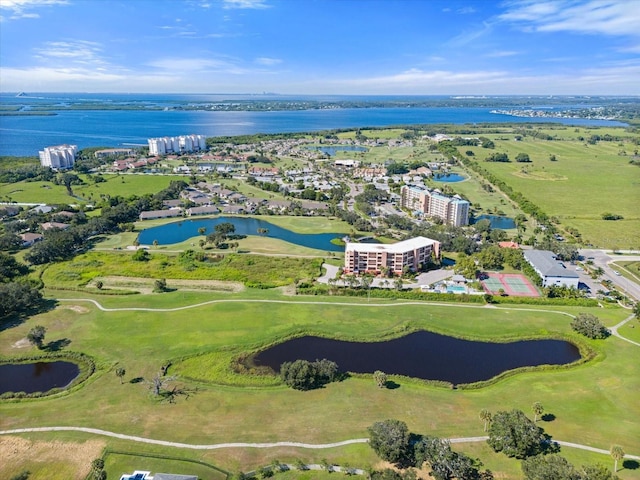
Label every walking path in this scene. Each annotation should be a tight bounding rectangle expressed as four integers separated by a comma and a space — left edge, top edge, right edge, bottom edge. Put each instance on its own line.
57, 297, 575, 318
58, 297, 639, 346
0, 427, 638, 460
609, 314, 640, 347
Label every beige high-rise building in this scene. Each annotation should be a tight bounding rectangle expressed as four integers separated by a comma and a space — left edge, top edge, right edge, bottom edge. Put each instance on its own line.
400, 185, 469, 227
344, 236, 440, 275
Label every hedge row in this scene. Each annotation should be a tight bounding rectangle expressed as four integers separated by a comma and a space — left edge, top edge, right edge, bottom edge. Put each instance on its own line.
297, 285, 486, 303
298, 285, 598, 307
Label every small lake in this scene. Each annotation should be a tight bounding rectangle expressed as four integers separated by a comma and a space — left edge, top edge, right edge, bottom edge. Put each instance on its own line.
0, 361, 80, 394
138, 216, 346, 251
432, 173, 466, 183
473, 214, 517, 229
252, 332, 580, 385
307, 145, 368, 156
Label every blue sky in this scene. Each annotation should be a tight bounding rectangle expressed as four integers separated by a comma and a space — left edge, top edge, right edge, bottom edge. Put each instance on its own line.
1, 0, 639, 94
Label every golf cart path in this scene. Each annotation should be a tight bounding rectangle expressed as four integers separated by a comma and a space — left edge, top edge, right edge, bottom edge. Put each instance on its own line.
0, 427, 638, 460
58, 298, 639, 347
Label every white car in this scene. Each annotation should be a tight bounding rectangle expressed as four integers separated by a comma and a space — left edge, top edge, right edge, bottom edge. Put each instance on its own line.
613, 270, 621, 276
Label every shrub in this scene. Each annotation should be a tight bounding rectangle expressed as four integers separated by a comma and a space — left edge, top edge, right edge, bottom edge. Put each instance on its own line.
571, 313, 610, 339
280, 358, 339, 390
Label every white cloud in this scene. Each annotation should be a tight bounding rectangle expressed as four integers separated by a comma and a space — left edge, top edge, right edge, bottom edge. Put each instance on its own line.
485, 50, 520, 57
146, 57, 228, 71
0, 0, 67, 20
446, 21, 494, 47
341, 68, 508, 89
34, 40, 108, 67
499, 0, 640, 37
326, 64, 640, 95
457, 6, 477, 14
254, 57, 282, 66
222, 0, 270, 9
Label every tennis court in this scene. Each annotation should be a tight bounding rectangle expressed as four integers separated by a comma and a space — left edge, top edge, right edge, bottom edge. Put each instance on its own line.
481, 273, 539, 297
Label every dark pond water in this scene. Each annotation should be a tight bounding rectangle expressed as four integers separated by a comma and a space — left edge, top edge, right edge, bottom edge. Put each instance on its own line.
252, 332, 581, 385
432, 173, 466, 183
307, 145, 368, 156
473, 214, 517, 229
138, 216, 346, 251
0, 361, 80, 394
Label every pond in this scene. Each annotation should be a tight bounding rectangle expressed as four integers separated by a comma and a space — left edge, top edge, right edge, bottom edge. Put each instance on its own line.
138, 216, 346, 251
252, 332, 581, 385
0, 361, 80, 394
432, 172, 466, 183
473, 214, 517, 230
307, 145, 368, 156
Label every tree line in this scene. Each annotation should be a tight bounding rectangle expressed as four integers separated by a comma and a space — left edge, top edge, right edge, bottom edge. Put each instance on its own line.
368, 409, 621, 480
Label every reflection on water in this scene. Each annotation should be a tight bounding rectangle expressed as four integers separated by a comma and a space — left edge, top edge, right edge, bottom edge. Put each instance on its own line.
253, 332, 581, 385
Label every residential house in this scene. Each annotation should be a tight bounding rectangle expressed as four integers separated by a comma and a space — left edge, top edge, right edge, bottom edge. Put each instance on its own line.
20, 232, 44, 246
162, 199, 183, 209
119, 471, 197, 480
187, 205, 220, 216
221, 205, 245, 214
139, 209, 183, 220
40, 222, 71, 231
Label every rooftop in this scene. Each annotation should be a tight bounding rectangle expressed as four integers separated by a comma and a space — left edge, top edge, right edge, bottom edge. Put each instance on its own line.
523, 250, 579, 278
345, 236, 438, 254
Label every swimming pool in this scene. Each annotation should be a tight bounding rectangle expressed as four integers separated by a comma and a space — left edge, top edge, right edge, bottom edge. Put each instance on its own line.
447, 285, 467, 294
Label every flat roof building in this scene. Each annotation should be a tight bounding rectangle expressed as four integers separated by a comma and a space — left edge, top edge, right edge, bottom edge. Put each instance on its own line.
39, 144, 77, 170
523, 250, 579, 288
148, 135, 206, 156
400, 185, 469, 227
344, 236, 440, 275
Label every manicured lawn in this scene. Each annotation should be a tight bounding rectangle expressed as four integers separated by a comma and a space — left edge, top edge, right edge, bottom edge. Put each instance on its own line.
1, 289, 638, 478
103, 451, 227, 480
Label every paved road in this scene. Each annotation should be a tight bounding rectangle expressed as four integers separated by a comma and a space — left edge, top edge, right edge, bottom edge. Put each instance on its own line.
581, 249, 640, 301
0, 427, 637, 460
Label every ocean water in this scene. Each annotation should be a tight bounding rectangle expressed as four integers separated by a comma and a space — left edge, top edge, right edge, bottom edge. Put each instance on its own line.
0, 93, 628, 156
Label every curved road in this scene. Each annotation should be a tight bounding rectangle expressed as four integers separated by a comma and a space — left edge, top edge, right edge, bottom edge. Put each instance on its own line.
0, 427, 638, 461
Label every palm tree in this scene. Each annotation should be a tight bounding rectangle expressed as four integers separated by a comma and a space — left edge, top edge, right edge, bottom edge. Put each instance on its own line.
361, 274, 373, 302
532, 402, 544, 422
479, 409, 492, 432
115, 367, 126, 384
610, 445, 624, 472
